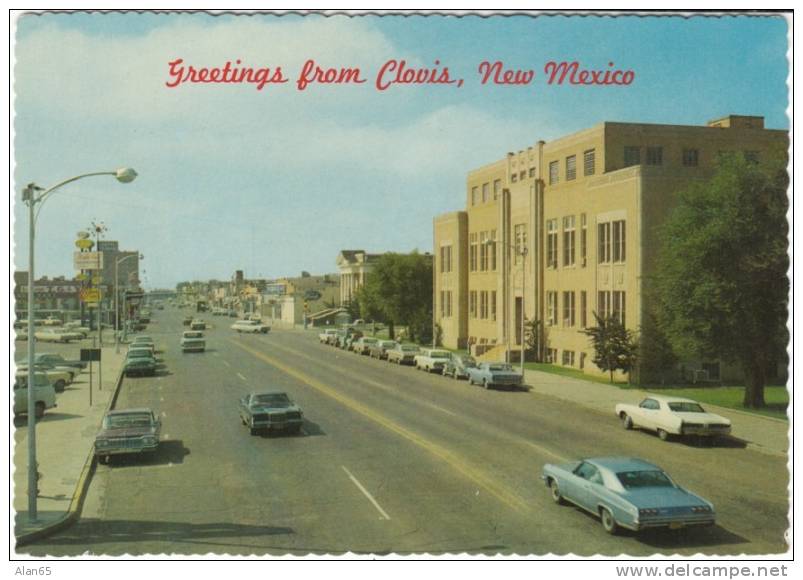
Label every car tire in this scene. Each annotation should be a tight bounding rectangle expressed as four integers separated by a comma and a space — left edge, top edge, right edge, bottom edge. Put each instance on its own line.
657, 428, 670, 442
483, 379, 491, 390
621, 413, 633, 430
34, 402, 45, 419
54, 379, 66, 393
454, 371, 460, 381
549, 479, 566, 505
249, 427, 259, 436
600, 507, 619, 535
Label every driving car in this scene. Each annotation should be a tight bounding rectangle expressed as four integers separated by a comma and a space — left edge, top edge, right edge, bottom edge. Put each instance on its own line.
414, 348, 453, 373
542, 457, 716, 534
386, 343, 420, 365
190, 319, 207, 330
369, 340, 398, 360
465, 362, 523, 389
123, 349, 157, 377
182, 315, 193, 326
94, 408, 161, 464
13, 373, 57, 418
239, 391, 303, 435
615, 395, 732, 442
181, 330, 206, 353
442, 353, 477, 380
231, 320, 270, 333
352, 336, 379, 355
33, 328, 83, 343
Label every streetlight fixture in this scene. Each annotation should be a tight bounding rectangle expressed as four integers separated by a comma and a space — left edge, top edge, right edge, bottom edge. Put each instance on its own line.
21, 168, 137, 522
115, 253, 144, 353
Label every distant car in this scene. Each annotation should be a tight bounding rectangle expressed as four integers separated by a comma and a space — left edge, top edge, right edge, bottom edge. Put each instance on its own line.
15, 366, 73, 392
94, 408, 161, 464
466, 362, 523, 389
352, 336, 380, 355
228, 309, 238, 317
231, 320, 270, 333
190, 319, 206, 331
386, 344, 420, 365
369, 340, 398, 360
442, 353, 477, 379
63, 321, 91, 337
41, 316, 63, 326
414, 349, 453, 372
615, 396, 732, 442
239, 392, 303, 435
542, 457, 716, 535
182, 316, 193, 326
181, 330, 206, 353
343, 331, 363, 351
13, 373, 57, 418
34, 353, 87, 371
34, 328, 82, 343
319, 329, 338, 343
123, 350, 157, 377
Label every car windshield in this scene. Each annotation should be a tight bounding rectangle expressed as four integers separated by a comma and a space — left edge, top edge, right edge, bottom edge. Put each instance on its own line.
252, 393, 292, 407
401, 346, 418, 352
616, 470, 675, 489
381, 341, 397, 348
431, 351, 450, 358
362, 338, 378, 344
668, 402, 706, 413
104, 413, 153, 429
489, 364, 514, 371
127, 350, 152, 359
133, 337, 152, 343
184, 332, 203, 339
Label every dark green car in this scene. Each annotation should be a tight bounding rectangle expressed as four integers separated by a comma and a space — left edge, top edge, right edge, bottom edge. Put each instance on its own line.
124, 350, 157, 377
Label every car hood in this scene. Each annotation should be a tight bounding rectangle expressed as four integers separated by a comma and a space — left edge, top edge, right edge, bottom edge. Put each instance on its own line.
620, 487, 709, 509
673, 411, 730, 424
97, 426, 157, 439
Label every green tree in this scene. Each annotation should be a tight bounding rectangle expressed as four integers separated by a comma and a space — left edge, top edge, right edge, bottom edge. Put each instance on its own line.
638, 307, 678, 385
354, 252, 433, 343
653, 153, 788, 408
582, 312, 639, 383
523, 317, 542, 362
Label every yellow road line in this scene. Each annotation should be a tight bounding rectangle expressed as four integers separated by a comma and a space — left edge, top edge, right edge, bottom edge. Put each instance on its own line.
230, 338, 530, 513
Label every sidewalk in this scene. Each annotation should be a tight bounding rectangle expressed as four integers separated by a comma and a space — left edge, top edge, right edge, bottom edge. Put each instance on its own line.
14, 345, 125, 545
523, 368, 789, 457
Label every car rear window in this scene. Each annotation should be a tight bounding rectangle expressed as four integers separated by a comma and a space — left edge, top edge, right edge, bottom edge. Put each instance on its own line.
616, 470, 675, 489
252, 393, 291, 407
105, 413, 153, 429
668, 402, 706, 413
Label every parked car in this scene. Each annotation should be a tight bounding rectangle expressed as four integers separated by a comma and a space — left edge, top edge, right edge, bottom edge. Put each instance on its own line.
34, 328, 82, 343
63, 321, 91, 337
386, 344, 420, 365
182, 315, 193, 326
369, 340, 398, 360
442, 353, 477, 379
41, 316, 63, 326
343, 330, 363, 351
615, 396, 732, 442
466, 362, 523, 389
33, 352, 87, 370
319, 329, 338, 343
13, 373, 57, 418
231, 320, 270, 333
228, 309, 238, 317
15, 365, 73, 392
414, 349, 453, 373
542, 457, 716, 534
190, 319, 207, 331
123, 350, 157, 377
352, 336, 380, 355
94, 408, 161, 464
239, 391, 303, 435
181, 330, 206, 353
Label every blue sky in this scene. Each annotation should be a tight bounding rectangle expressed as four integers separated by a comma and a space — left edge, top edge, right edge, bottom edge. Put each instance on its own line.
13, 12, 789, 288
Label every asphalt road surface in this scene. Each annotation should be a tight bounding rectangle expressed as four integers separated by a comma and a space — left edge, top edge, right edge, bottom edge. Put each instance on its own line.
25, 308, 790, 556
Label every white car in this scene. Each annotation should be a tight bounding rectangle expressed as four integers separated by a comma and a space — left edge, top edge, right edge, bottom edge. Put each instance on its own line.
319, 329, 338, 343
615, 395, 732, 442
14, 373, 57, 418
34, 328, 83, 343
413, 349, 453, 373
231, 320, 270, 334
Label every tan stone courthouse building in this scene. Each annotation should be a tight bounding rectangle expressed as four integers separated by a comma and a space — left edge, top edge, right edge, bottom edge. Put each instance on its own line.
433, 115, 786, 382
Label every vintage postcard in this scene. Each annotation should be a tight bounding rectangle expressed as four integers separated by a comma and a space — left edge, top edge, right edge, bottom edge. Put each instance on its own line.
9, 8, 793, 568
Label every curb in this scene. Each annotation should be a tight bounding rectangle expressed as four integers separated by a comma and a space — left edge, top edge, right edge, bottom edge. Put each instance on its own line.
15, 360, 125, 548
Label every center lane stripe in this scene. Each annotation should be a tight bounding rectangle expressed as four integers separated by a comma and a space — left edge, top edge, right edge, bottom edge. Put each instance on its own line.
229, 338, 530, 513
341, 466, 391, 520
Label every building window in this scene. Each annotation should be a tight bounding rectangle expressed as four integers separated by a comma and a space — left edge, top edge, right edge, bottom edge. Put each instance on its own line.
562, 290, 576, 327
482, 182, 490, 203
479, 231, 488, 271
613, 291, 626, 326
598, 222, 611, 264
579, 352, 586, 369
547, 291, 558, 326
511, 173, 518, 183
439, 291, 445, 318
469, 291, 478, 318
489, 230, 497, 271
491, 291, 497, 321
519, 170, 526, 180
549, 160, 559, 185
612, 220, 626, 262
440, 291, 453, 318
562, 216, 576, 267
584, 149, 596, 176
480, 291, 488, 319
471, 186, 479, 205
682, 148, 699, 167
580, 213, 587, 267
529, 167, 536, 178
646, 146, 663, 166
546, 219, 558, 268
469, 233, 478, 272
598, 291, 611, 320
439, 245, 452, 273
546, 348, 558, 363
562, 350, 576, 367
580, 290, 587, 328
566, 155, 577, 181
493, 179, 502, 199
514, 223, 528, 265
624, 146, 640, 167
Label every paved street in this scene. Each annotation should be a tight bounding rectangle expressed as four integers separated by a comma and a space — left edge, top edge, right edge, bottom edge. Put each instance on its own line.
24, 308, 789, 556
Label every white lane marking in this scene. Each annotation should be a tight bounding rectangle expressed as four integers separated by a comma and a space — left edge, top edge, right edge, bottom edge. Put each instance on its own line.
222, 360, 231, 368
341, 466, 390, 520
237, 372, 247, 381
524, 440, 569, 462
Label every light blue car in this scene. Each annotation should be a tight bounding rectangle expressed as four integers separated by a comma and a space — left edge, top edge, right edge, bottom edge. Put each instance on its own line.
542, 457, 715, 534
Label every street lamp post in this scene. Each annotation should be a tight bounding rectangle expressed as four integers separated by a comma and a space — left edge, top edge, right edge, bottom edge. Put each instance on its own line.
115, 253, 143, 353
21, 167, 137, 522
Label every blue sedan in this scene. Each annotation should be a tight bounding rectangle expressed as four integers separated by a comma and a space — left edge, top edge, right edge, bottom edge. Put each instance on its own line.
542, 457, 715, 534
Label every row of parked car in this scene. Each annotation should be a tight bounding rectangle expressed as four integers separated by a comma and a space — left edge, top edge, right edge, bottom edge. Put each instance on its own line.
13, 353, 89, 418
318, 328, 524, 389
